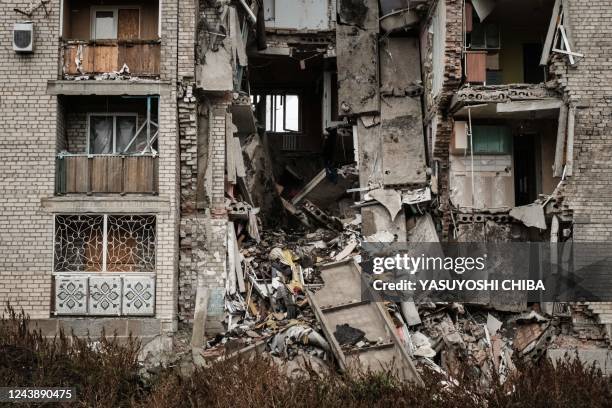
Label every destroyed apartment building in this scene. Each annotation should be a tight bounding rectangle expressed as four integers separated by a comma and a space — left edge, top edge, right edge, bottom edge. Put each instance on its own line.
1, 0, 612, 382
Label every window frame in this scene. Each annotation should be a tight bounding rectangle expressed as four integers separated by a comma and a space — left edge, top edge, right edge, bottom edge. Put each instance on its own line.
255, 92, 302, 133
87, 112, 138, 155
90, 6, 142, 40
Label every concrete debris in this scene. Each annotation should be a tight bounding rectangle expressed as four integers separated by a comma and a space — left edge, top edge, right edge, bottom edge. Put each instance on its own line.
486, 313, 503, 336
402, 187, 432, 205
411, 331, 436, 358
368, 188, 403, 220
510, 203, 547, 230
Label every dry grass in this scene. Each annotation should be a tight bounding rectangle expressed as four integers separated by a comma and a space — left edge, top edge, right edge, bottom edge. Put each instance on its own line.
2, 304, 611, 408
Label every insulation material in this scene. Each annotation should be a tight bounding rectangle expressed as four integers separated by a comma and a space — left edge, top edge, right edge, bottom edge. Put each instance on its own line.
381, 97, 427, 186
336, 25, 379, 116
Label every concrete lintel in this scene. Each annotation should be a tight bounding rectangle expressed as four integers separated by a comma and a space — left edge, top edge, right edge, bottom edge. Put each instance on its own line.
47, 80, 171, 96
496, 99, 563, 113
41, 195, 171, 214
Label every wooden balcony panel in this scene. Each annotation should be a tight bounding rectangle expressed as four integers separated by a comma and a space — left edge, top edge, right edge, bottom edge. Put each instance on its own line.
56, 155, 158, 195
62, 41, 161, 77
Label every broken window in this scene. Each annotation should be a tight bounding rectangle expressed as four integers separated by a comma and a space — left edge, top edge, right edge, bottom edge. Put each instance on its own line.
54, 214, 156, 272
88, 113, 137, 154
253, 94, 301, 133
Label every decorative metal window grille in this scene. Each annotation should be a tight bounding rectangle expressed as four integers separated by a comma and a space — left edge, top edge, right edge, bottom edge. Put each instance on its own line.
107, 215, 156, 272
54, 214, 156, 272
54, 215, 104, 272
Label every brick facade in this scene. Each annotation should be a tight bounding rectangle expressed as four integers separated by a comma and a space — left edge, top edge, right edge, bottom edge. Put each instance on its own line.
0, 0, 182, 335
550, 0, 612, 242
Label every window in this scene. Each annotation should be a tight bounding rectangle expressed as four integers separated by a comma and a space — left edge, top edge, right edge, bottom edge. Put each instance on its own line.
470, 23, 500, 49
53, 214, 156, 316
54, 214, 156, 273
92, 9, 117, 39
266, 94, 300, 132
472, 125, 512, 154
88, 113, 137, 154
252, 94, 301, 133
91, 7, 140, 40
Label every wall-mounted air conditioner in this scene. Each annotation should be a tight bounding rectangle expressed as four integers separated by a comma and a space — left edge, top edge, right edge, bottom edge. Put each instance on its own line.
13, 22, 34, 53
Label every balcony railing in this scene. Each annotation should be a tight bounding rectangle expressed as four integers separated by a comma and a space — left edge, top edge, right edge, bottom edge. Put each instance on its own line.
62, 40, 161, 78
55, 154, 158, 194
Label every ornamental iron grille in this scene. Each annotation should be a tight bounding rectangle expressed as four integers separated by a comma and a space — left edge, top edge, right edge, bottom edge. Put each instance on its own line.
54, 215, 104, 272
54, 214, 156, 272
107, 215, 156, 272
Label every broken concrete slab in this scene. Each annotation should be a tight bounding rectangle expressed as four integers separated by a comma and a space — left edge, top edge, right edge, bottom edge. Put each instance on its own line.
368, 188, 403, 220
362, 204, 406, 242
356, 120, 383, 194
401, 301, 422, 326
336, 25, 379, 116
407, 213, 439, 243
510, 203, 547, 230
402, 187, 432, 205
291, 166, 358, 209
486, 313, 503, 336
381, 97, 427, 186
379, 37, 422, 96
196, 42, 234, 91
513, 323, 546, 354
307, 259, 422, 383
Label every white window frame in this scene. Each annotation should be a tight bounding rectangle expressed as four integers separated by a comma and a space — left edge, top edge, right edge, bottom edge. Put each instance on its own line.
90, 6, 142, 40
87, 113, 138, 155
262, 93, 302, 133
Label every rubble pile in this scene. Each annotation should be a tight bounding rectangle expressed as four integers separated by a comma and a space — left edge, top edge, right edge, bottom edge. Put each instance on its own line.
192, 157, 612, 385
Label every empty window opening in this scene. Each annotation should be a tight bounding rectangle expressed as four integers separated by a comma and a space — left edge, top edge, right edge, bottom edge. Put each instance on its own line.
464, 0, 554, 85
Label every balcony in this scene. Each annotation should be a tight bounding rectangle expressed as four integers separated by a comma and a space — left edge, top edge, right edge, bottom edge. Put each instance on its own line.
56, 95, 159, 195
62, 40, 161, 78
60, 0, 160, 79
56, 154, 158, 194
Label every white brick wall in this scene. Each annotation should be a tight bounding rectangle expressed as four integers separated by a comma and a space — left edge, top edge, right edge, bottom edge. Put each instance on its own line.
0, 0, 181, 330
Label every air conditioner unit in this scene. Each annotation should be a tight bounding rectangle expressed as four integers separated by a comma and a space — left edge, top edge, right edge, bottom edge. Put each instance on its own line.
13, 22, 34, 53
